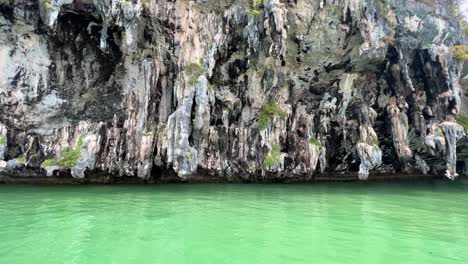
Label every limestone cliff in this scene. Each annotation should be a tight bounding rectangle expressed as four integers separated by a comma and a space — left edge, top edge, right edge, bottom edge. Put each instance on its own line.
0, 0, 467, 182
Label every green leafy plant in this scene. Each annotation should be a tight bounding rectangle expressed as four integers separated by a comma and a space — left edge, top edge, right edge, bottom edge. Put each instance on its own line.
375, 0, 386, 15
41, 147, 80, 168
262, 100, 287, 117
257, 100, 287, 131
17, 155, 25, 163
0, 136, 6, 145
247, 0, 263, 16
309, 138, 323, 148
185, 62, 205, 87
257, 114, 270, 131
76, 133, 86, 148
263, 144, 281, 169
451, 45, 468, 61
41, 0, 55, 10
458, 114, 468, 132
41, 134, 86, 168
435, 129, 445, 138
463, 21, 468, 36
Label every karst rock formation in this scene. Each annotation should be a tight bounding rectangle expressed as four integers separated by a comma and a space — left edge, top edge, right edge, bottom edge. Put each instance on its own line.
0, 0, 467, 182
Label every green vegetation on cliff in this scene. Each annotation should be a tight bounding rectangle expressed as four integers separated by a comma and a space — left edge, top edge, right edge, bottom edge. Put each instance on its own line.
457, 114, 468, 132
309, 138, 323, 148
257, 101, 287, 131
40, 0, 55, 10
263, 144, 281, 169
41, 134, 86, 168
451, 45, 468, 61
435, 128, 445, 138
451, 45, 468, 62
449, 0, 468, 35
246, 0, 262, 16
16, 155, 25, 163
185, 62, 205, 87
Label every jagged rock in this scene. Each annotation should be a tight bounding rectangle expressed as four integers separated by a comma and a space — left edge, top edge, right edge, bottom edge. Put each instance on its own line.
0, 0, 467, 182
415, 155, 430, 175
0, 123, 6, 160
357, 142, 382, 180
441, 121, 465, 180
356, 121, 382, 180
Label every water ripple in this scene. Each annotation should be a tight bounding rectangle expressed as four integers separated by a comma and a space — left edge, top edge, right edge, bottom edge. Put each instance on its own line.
0, 182, 467, 264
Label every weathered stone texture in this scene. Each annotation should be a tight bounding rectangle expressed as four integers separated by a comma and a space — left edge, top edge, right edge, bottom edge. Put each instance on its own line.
0, 0, 466, 181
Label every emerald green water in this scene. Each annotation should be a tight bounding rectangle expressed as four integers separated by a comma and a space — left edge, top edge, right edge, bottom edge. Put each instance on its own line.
1, 182, 468, 264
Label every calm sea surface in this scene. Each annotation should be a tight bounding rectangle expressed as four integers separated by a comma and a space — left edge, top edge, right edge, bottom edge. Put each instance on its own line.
1, 181, 467, 264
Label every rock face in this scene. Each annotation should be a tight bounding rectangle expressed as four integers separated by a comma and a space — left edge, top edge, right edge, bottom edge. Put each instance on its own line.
0, 0, 467, 182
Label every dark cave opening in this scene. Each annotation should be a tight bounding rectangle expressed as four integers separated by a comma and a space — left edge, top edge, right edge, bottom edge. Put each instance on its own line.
44, 9, 125, 124
0, 4, 14, 22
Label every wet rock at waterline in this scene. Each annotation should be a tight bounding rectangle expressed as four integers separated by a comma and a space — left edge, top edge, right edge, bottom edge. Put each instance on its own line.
0, 0, 467, 182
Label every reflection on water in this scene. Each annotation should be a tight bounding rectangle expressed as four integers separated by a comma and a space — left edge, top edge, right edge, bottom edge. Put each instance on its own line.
1, 181, 468, 264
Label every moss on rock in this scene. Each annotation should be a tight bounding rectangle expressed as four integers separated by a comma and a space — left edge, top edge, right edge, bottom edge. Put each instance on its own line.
263, 144, 281, 169
257, 101, 287, 131
41, 134, 86, 168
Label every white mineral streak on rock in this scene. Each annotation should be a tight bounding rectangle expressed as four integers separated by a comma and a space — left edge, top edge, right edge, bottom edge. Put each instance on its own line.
244, 12, 261, 54
167, 75, 211, 177
72, 132, 100, 179
404, 16, 421, 33
387, 96, 413, 161
356, 126, 382, 180
431, 18, 447, 45
357, 143, 382, 180
427, 45, 463, 116
425, 127, 446, 156
319, 146, 327, 173
357, 1, 387, 56
92, 0, 142, 52
5, 159, 21, 170
0, 23, 51, 99
338, 73, 356, 118
0, 123, 7, 160
309, 143, 321, 173
415, 155, 430, 175
265, 0, 288, 59
397, 48, 416, 92
441, 121, 465, 180
45, 166, 60, 177
39, 0, 74, 28
108, 56, 157, 177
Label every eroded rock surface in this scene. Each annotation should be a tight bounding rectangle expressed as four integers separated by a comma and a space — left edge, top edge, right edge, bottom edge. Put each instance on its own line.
0, 0, 467, 182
